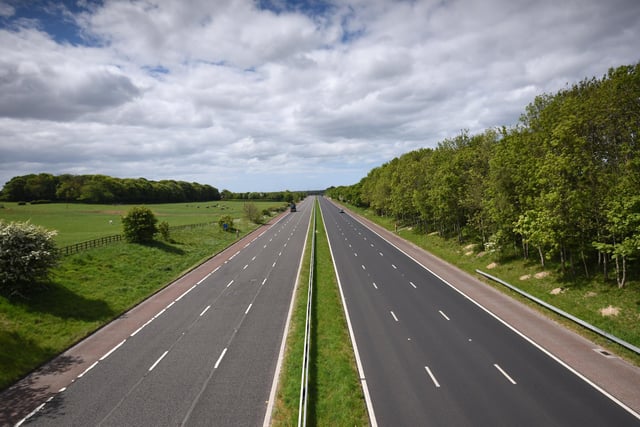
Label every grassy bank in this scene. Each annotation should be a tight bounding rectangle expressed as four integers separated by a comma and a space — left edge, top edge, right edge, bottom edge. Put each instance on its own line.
347, 204, 640, 366
0, 223, 257, 390
272, 201, 368, 426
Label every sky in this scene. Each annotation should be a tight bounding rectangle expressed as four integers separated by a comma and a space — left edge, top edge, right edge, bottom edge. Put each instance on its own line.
0, 0, 639, 193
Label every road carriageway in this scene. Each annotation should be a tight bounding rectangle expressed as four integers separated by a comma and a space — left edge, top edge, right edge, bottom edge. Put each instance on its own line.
319, 196, 640, 426
5, 200, 313, 426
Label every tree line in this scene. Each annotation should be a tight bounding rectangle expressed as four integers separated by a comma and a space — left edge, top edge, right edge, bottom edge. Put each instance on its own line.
0, 174, 221, 204
0, 173, 308, 205
326, 63, 640, 287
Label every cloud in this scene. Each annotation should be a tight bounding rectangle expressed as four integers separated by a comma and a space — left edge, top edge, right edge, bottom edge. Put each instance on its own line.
0, 28, 140, 120
0, 2, 14, 18
0, 0, 639, 191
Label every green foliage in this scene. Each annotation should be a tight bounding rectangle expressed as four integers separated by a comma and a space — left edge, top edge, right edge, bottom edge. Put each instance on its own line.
121, 207, 158, 243
1, 173, 221, 204
218, 214, 234, 231
327, 62, 640, 285
158, 221, 170, 241
243, 202, 262, 224
0, 220, 59, 295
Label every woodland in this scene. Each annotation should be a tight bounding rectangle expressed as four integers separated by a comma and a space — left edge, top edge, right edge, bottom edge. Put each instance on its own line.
326, 64, 640, 287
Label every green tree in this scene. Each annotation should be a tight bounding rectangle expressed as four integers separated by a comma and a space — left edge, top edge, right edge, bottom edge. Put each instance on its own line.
0, 220, 59, 295
243, 202, 262, 224
121, 207, 158, 243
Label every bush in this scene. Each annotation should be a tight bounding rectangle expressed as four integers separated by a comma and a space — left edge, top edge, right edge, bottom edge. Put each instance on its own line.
158, 221, 170, 241
0, 220, 59, 295
243, 202, 262, 224
218, 214, 234, 231
122, 206, 158, 243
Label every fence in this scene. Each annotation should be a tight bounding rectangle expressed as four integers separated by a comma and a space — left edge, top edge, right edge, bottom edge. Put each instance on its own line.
58, 222, 218, 256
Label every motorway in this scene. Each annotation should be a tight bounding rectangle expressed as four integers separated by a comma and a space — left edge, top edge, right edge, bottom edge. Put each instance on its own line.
22, 199, 313, 426
318, 196, 640, 426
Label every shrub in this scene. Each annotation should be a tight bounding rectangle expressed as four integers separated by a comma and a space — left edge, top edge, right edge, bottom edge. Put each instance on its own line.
0, 220, 59, 296
122, 206, 158, 243
243, 202, 262, 224
218, 214, 234, 231
158, 221, 170, 241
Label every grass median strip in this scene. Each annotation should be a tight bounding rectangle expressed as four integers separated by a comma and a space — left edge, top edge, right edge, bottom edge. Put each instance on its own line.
272, 200, 368, 426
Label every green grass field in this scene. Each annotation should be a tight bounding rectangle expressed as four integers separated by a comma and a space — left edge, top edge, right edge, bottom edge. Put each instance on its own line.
0, 201, 285, 246
0, 201, 286, 390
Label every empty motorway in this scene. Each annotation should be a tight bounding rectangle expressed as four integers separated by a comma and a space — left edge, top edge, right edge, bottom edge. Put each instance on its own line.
319, 196, 640, 426
20, 200, 312, 426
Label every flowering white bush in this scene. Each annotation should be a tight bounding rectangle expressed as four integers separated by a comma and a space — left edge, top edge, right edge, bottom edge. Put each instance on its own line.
0, 220, 59, 295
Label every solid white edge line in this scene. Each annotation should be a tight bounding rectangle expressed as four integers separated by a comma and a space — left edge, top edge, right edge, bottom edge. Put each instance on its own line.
439, 310, 450, 321
130, 318, 153, 337
200, 305, 211, 316
425, 366, 441, 388
494, 364, 517, 384
197, 272, 212, 285
16, 401, 47, 426
345, 206, 640, 421
264, 198, 313, 427
153, 308, 166, 319
214, 348, 227, 369
319, 200, 378, 427
149, 350, 169, 371
176, 283, 197, 301
166, 301, 175, 309
78, 361, 98, 378
100, 339, 126, 361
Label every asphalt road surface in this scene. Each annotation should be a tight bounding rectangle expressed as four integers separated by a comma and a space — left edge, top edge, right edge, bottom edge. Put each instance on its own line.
319, 196, 640, 426
23, 200, 312, 426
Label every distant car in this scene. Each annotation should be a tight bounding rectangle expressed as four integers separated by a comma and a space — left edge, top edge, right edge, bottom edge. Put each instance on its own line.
339, 208, 344, 213
290, 203, 297, 212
